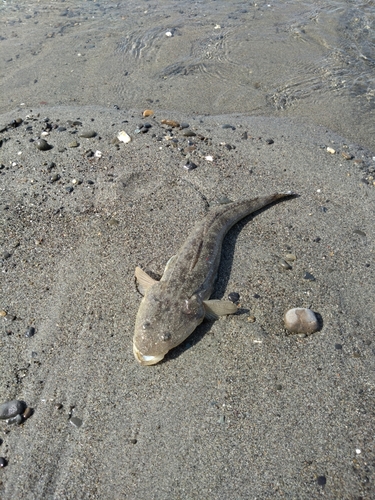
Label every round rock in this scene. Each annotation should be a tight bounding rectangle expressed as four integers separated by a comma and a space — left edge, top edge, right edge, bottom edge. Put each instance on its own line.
79, 130, 97, 138
0, 400, 27, 420
36, 139, 51, 151
284, 308, 319, 334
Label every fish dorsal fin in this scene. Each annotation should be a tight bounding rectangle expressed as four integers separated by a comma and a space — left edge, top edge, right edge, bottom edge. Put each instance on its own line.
161, 255, 177, 281
203, 299, 237, 320
135, 266, 158, 295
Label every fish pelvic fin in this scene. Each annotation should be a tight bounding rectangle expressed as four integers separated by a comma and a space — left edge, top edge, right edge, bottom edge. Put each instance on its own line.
203, 299, 238, 320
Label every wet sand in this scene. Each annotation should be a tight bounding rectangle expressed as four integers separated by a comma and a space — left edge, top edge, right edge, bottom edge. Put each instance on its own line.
0, 106, 374, 498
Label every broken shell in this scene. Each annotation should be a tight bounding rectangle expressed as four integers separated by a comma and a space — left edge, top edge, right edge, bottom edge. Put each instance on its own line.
117, 131, 131, 143
342, 152, 354, 160
143, 109, 154, 117
161, 119, 180, 128
284, 308, 319, 334
327, 147, 336, 154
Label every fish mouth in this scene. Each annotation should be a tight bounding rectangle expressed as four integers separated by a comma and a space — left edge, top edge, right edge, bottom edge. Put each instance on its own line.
133, 344, 165, 366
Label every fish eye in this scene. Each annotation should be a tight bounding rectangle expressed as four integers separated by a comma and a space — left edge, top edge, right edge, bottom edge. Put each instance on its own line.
161, 333, 171, 342
142, 321, 151, 330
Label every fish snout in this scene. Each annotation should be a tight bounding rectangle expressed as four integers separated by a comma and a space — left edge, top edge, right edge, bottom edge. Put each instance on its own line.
133, 343, 165, 366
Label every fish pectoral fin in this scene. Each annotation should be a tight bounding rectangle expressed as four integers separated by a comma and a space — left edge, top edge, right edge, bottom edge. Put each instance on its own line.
135, 266, 158, 295
203, 300, 238, 320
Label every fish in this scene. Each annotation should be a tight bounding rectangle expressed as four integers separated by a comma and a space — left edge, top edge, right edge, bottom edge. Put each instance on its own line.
133, 192, 295, 365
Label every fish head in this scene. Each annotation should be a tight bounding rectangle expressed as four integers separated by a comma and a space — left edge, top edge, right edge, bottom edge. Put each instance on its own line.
133, 282, 205, 366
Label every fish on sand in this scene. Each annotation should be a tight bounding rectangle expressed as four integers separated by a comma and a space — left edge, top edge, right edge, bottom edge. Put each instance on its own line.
133, 192, 295, 365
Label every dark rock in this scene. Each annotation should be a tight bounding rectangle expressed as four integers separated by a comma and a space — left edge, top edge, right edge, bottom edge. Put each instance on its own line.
0, 400, 27, 420
25, 326, 36, 337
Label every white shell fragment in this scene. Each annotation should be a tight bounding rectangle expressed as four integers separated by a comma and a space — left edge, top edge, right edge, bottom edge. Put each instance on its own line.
284, 308, 319, 334
94, 150, 102, 158
117, 130, 131, 143
327, 147, 336, 154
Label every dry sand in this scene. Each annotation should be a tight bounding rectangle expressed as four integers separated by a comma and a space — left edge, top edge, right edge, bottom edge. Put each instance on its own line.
1, 106, 374, 498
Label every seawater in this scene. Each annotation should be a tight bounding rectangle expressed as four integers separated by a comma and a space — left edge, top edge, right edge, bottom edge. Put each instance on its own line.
1, 0, 374, 150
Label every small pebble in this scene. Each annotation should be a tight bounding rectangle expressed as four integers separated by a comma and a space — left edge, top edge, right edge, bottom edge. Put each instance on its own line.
317, 475, 327, 486
142, 109, 154, 117
222, 124, 235, 130
117, 130, 131, 143
265, 138, 274, 144
342, 152, 354, 160
278, 258, 292, 270
22, 407, 33, 420
69, 140, 79, 148
0, 457, 7, 468
228, 292, 240, 303
303, 271, 316, 281
284, 253, 296, 262
0, 400, 26, 420
50, 173, 60, 183
70, 416, 83, 428
183, 161, 197, 171
183, 130, 196, 137
36, 139, 51, 151
65, 186, 74, 193
25, 326, 35, 338
284, 308, 319, 334
6, 414, 23, 425
79, 130, 96, 138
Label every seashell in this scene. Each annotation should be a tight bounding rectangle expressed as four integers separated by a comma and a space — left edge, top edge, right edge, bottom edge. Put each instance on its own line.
327, 147, 336, 154
284, 308, 319, 334
117, 131, 131, 143
143, 109, 154, 117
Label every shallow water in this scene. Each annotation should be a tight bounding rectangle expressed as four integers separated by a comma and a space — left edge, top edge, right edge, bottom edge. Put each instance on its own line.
2, 0, 375, 146
1, 0, 374, 147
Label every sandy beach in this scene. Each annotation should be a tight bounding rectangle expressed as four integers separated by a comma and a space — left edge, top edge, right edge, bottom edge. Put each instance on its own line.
0, 105, 374, 498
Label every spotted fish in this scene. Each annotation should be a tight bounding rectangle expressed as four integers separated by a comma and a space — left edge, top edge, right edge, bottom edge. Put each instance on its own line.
133, 192, 295, 365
